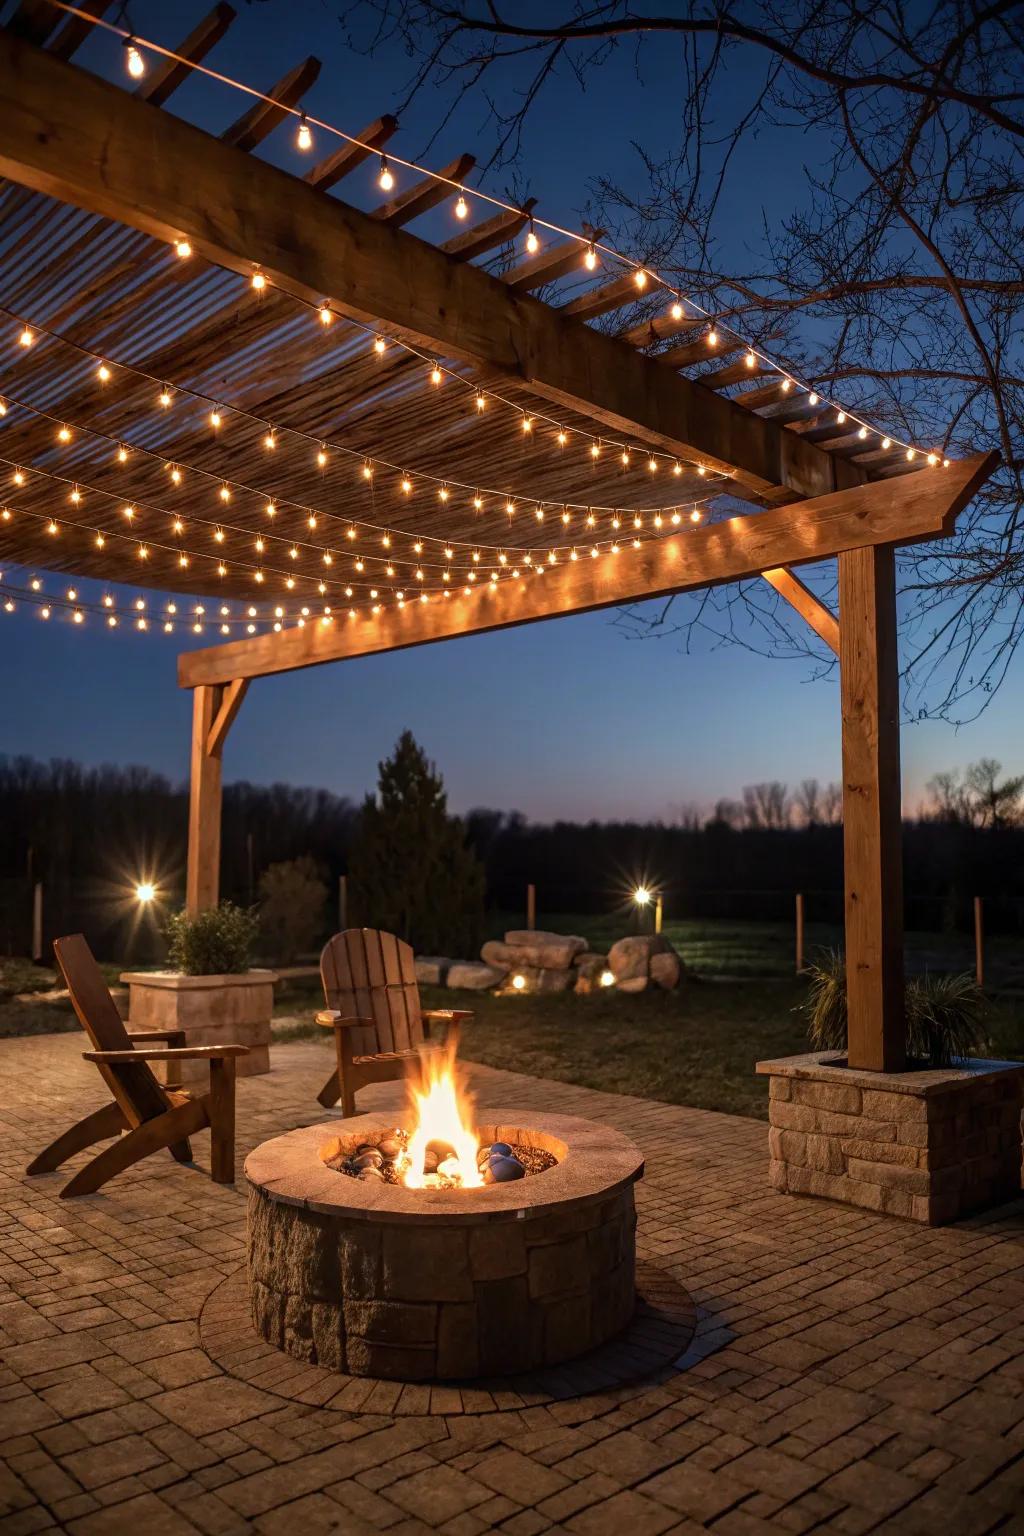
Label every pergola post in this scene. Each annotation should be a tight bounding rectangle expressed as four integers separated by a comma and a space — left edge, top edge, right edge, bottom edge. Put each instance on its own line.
186, 679, 249, 913
839, 544, 906, 1072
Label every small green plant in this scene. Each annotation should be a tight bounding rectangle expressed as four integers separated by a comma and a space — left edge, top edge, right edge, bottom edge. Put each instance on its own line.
800, 950, 988, 1067
165, 902, 259, 976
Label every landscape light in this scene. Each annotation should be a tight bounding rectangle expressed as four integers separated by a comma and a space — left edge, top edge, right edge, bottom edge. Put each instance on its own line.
600, 970, 615, 988
633, 886, 651, 907
135, 881, 156, 904
512, 974, 526, 991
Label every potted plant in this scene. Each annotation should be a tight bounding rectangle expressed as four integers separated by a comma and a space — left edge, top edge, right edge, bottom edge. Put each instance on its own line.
121, 903, 276, 1085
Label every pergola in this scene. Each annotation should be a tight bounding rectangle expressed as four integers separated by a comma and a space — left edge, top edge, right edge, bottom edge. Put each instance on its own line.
0, 12, 997, 1078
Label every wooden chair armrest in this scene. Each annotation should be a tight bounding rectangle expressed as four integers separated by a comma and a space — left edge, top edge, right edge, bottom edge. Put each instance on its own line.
316, 1011, 375, 1030
127, 1027, 186, 1045
423, 1009, 473, 1023
84, 1045, 250, 1063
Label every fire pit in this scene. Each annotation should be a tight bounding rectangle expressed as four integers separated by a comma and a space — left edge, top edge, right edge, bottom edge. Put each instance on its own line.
246, 1048, 643, 1380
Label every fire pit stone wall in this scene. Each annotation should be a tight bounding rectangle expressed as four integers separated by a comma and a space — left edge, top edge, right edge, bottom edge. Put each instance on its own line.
246, 1113, 643, 1380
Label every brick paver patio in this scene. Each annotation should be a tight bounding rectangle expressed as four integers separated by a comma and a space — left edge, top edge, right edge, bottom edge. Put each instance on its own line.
2, 1032, 1024, 1535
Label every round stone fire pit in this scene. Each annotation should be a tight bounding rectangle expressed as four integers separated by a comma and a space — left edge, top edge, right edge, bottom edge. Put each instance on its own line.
245, 1111, 643, 1380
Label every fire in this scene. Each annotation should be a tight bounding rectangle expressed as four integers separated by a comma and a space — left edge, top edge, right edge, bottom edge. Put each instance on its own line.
402, 1041, 482, 1188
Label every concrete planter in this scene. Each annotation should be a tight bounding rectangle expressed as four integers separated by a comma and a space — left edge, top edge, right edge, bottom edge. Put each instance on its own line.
756, 1050, 1024, 1225
120, 969, 278, 1086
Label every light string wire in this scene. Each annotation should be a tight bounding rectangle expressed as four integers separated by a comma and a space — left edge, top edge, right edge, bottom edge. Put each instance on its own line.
2, 301, 732, 521
0, 574, 308, 632
0, 391, 711, 583
38, 0, 949, 464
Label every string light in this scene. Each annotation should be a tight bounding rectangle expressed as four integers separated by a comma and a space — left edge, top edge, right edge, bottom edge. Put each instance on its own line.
174, 238, 192, 259
18, 326, 33, 348
454, 192, 468, 220
123, 37, 145, 78
318, 302, 332, 325
378, 155, 394, 192
373, 336, 386, 356
584, 243, 597, 271
251, 269, 266, 292
297, 113, 313, 151
525, 218, 539, 254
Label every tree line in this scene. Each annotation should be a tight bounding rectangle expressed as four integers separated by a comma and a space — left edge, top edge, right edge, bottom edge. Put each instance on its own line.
0, 752, 1021, 960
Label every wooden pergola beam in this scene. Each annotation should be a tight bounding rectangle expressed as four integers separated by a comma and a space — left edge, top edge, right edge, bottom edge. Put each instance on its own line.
0, 31, 850, 505
178, 451, 994, 687
762, 568, 840, 655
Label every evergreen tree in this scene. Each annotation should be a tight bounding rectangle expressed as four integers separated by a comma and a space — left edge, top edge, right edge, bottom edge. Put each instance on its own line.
348, 732, 485, 956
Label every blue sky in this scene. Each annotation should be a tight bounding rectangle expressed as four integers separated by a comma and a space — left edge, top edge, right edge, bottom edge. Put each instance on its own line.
1, 0, 1019, 819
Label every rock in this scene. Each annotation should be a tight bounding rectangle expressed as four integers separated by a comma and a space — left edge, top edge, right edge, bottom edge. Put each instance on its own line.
447, 961, 505, 991
607, 934, 671, 982
415, 956, 452, 986
486, 1156, 525, 1183
616, 976, 648, 994
650, 951, 682, 991
574, 953, 610, 980
501, 931, 588, 969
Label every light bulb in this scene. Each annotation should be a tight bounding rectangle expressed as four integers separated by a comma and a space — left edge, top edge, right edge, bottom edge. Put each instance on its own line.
455, 192, 468, 219
745, 352, 756, 368
96, 363, 111, 382
634, 269, 647, 290
317, 447, 327, 467
590, 443, 600, 459
266, 502, 277, 517
175, 238, 192, 259
881, 437, 891, 450
690, 508, 702, 523
808, 392, 819, 406
57, 425, 71, 443
430, 365, 443, 385
124, 38, 145, 79
475, 393, 486, 411
251, 269, 266, 291
906, 447, 916, 461
158, 387, 172, 407
117, 445, 128, 463
522, 417, 533, 433
707, 328, 718, 347
584, 243, 597, 270
263, 431, 276, 450
525, 220, 539, 254
373, 336, 386, 356
837, 410, 847, 425
378, 155, 394, 192
95, 533, 105, 547
209, 408, 222, 428
670, 302, 683, 320
297, 114, 312, 151
318, 302, 332, 325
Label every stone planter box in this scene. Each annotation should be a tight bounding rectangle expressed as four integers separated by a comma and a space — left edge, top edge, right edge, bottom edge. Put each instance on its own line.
121, 969, 278, 1086
756, 1051, 1024, 1225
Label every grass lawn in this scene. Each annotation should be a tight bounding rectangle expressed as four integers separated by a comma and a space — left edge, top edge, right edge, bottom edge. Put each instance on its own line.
274, 976, 1024, 1122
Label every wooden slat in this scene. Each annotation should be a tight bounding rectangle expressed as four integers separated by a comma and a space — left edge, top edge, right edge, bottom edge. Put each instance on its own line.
222, 56, 321, 152
379, 931, 409, 1052
363, 929, 394, 1051
178, 452, 996, 686
46, 0, 114, 62
440, 199, 534, 261
0, 34, 847, 504
371, 153, 475, 228
559, 272, 640, 321
700, 358, 773, 390
761, 567, 840, 654
305, 115, 397, 192
839, 544, 906, 1071
139, 3, 236, 109
621, 312, 704, 348
659, 332, 743, 369
344, 930, 378, 1056
503, 233, 604, 293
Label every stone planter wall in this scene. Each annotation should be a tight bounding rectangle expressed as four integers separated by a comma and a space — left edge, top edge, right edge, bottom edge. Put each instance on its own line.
757, 1051, 1024, 1225
121, 969, 277, 1085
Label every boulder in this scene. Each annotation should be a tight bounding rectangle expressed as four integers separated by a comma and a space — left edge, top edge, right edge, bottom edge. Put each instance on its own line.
414, 956, 452, 987
616, 976, 649, 994
575, 953, 610, 982
607, 934, 671, 982
501, 931, 588, 970
650, 951, 683, 991
447, 962, 505, 992
498, 965, 576, 995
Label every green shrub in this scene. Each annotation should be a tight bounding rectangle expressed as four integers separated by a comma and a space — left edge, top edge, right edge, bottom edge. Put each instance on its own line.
259, 855, 328, 963
800, 950, 988, 1067
165, 902, 259, 976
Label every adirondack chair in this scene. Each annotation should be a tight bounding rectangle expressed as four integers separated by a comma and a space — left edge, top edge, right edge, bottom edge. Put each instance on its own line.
26, 934, 249, 1198
316, 928, 471, 1116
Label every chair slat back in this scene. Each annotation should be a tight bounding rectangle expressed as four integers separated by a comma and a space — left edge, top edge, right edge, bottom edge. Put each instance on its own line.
54, 934, 172, 1129
320, 929, 423, 1056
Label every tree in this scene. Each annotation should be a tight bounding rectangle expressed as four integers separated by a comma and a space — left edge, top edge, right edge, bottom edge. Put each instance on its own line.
258, 855, 328, 963
926, 758, 1023, 826
348, 731, 486, 956
340, 1, 1024, 721
743, 782, 790, 830
794, 779, 822, 828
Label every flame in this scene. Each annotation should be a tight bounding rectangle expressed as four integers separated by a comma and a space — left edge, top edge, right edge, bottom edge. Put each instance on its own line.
403, 1042, 482, 1188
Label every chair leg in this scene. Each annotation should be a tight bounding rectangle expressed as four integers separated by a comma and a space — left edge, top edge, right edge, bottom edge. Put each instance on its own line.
317, 1067, 340, 1109
208, 1056, 236, 1184
59, 1098, 209, 1198
27, 1101, 127, 1175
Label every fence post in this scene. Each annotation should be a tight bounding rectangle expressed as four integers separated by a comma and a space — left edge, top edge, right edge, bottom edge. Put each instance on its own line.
526, 883, 536, 931
32, 881, 43, 962
974, 896, 984, 989
654, 896, 663, 935
795, 892, 805, 974
339, 874, 348, 932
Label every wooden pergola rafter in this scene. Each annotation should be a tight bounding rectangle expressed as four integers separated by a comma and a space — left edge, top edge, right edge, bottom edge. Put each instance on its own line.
0, 23, 999, 1073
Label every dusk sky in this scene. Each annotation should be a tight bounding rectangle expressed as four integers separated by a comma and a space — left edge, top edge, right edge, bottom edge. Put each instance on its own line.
2, 0, 1020, 821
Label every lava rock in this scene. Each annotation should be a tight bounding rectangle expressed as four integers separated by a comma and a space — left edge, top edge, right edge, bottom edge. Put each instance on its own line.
486, 1156, 525, 1183
488, 1142, 513, 1159
353, 1150, 383, 1170
378, 1138, 404, 1160
358, 1166, 384, 1181
422, 1151, 439, 1174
